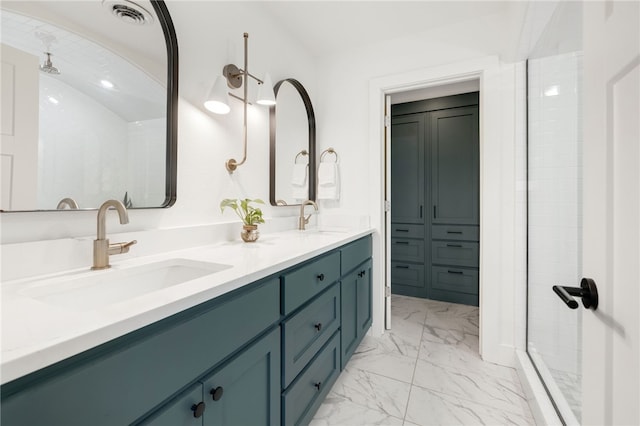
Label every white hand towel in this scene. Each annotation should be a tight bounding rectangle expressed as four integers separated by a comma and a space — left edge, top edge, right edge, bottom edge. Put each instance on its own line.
317, 163, 340, 200
291, 163, 308, 186
291, 164, 309, 200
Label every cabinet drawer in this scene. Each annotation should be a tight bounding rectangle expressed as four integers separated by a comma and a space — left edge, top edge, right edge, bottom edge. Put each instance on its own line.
282, 252, 340, 315
1, 279, 280, 426
340, 235, 372, 275
282, 283, 340, 388
282, 331, 341, 426
431, 241, 479, 267
391, 223, 425, 238
391, 262, 425, 288
431, 266, 479, 295
391, 238, 425, 263
432, 224, 479, 241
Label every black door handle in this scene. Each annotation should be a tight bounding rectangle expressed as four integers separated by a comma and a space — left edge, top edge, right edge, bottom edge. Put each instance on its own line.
552, 278, 598, 310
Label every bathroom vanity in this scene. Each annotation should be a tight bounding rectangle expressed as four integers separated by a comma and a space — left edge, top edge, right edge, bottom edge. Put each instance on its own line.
0, 231, 372, 426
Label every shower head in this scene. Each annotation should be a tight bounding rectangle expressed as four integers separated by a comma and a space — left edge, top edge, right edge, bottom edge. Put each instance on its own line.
40, 52, 60, 75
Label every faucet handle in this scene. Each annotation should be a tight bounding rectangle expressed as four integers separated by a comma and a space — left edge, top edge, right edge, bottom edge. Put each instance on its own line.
108, 240, 137, 255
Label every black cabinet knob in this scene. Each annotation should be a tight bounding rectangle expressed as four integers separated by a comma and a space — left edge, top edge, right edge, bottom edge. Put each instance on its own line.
317, 273, 325, 281
314, 323, 322, 332
358, 270, 366, 277
210, 386, 224, 401
191, 402, 205, 418
314, 382, 322, 391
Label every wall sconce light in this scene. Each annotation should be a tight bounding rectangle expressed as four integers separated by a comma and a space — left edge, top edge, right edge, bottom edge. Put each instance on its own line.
204, 32, 277, 173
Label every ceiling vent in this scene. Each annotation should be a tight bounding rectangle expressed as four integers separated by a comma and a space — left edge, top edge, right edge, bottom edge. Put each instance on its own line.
103, 0, 154, 25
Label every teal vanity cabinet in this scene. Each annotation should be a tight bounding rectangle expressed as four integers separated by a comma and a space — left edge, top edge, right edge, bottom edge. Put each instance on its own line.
340, 236, 373, 368
0, 278, 280, 426
1, 234, 373, 426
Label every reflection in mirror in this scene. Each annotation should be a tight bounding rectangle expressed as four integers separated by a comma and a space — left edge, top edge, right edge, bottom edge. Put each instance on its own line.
269, 79, 316, 206
0, 0, 177, 211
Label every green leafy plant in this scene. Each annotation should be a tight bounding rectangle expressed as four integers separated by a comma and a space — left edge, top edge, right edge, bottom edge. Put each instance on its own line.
220, 198, 265, 226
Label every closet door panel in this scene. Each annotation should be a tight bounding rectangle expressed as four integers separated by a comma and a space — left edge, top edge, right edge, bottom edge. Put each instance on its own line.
431, 107, 479, 225
391, 114, 425, 225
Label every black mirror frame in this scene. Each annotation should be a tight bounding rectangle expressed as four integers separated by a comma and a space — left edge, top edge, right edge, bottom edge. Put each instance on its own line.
152, 0, 178, 208
269, 78, 316, 207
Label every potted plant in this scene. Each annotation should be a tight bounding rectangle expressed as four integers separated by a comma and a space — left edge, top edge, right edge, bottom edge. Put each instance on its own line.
220, 198, 265, 242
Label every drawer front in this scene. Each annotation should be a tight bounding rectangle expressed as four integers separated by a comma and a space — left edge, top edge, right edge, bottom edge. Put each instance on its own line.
391, 238, 425, 263
340, 235, 372, 275
282, 283, 340, 388
431, 266, 479, 295
1, 279, 280, 426
391, 262, 425, 288
282, 331, 341, 426
282, 252, 340, 315
390, 223, 425, 238
431, 241, 479, 267
431, 224, 479, 241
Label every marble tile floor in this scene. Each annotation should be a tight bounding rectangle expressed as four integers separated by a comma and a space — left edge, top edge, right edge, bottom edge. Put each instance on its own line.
310, 295, 535, 426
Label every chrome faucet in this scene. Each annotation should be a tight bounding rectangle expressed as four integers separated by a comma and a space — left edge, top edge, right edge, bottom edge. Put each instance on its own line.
298, 200, 318, 230
92, 200, 137, 270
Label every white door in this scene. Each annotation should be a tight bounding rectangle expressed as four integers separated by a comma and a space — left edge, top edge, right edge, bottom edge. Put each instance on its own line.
582, 2, 639, 424
1, 43, 39, 211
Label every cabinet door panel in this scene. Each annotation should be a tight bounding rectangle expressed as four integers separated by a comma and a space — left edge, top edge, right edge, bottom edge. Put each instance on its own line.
357, 260, 373, 335
201, 328, 280, 426
431, 106, 479, 225
142, 384, 204, 426
391, 113, 425, 224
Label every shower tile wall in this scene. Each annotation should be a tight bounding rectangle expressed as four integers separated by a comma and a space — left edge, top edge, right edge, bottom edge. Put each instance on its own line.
527, 52, 583, 375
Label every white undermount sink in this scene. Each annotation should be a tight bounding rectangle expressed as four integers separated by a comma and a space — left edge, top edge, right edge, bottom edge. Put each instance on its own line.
19, 258, 232, 311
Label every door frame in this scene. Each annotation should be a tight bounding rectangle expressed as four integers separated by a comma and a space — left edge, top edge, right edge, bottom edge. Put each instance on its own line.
368, 56, 522, 366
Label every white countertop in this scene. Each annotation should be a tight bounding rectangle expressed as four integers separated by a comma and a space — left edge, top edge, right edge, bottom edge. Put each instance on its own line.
1, 228, 373, 385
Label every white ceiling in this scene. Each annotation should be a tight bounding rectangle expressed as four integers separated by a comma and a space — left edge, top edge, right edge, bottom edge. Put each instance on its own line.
257, 1, 519, 59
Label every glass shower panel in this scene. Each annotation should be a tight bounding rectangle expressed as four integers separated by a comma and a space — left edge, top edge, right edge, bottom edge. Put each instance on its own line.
527, 3, 583, 423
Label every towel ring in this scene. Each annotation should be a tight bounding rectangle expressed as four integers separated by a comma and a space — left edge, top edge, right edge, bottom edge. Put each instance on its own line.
320, 148, 338, 163
295, 150, 309, 164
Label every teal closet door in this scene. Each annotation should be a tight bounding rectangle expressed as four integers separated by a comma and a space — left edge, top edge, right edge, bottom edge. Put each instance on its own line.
391, 113, 426, 224
430, 106, 479, 225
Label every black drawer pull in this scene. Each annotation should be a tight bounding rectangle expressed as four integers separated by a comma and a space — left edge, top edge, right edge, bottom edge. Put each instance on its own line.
191, 402, 206, 418
447, 231, 463, 234
446, 244, 463, 248
314, 382, 322, 391
448, 270, 464, 275
314, 323, 322, 332
395, 265, 409, 269
210, 386, 224, 401
317, 273, 325, 281
395, 241, 409, 245
395, 229, 409, 232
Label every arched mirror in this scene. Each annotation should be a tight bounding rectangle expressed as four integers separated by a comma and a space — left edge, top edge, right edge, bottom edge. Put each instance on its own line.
0, 0, 177, 211
269, 78, 316, 206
